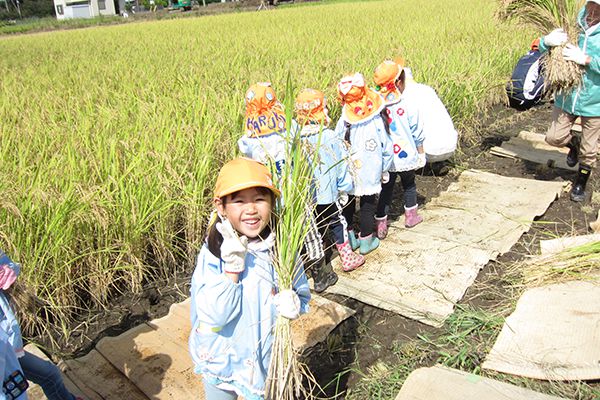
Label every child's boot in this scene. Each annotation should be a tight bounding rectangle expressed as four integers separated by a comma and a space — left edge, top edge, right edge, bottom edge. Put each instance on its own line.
375, 216, 388, 239
404, 205, 423, 228
313, 259, 339, 293
348, 230, 360, 251
335, 242, 365, 272
359, 234, 379, 255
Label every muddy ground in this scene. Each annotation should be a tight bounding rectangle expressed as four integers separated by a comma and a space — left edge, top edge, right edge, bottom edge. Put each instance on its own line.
32, 100, 599, 398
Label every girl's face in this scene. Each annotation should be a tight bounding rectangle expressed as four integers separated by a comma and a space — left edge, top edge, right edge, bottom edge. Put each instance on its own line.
215, 188, 273, 239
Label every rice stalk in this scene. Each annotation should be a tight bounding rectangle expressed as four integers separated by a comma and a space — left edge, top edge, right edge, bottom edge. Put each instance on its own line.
496, 0, 585, 92
516, 241, 600, 287
265, 74, 317, 400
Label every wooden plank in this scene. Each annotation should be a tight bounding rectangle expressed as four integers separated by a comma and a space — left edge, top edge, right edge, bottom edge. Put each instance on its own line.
96, 324, 204, 399
23, 344, 86, 400
395, 365, 565, 400
63, 349, 148, 400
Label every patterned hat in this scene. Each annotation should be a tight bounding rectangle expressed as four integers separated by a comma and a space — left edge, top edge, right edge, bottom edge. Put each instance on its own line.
374, 60, 404, 105
244, 82, 286, 137
337, 73, 384, 124
295, 88, 330, 125
214, 157, 280, 199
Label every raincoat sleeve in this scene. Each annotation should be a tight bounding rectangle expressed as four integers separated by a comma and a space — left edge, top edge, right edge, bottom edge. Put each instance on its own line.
0, 250, 20, 277
332, 135, 354, 194
379, 119, 394, 173
191, 247, 243, 330
407, 104, 424, 147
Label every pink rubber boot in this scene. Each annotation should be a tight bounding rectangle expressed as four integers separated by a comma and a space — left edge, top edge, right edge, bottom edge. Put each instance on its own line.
375, 216, 388, 239
404, 205, 423, 228
335, 242, 365, 272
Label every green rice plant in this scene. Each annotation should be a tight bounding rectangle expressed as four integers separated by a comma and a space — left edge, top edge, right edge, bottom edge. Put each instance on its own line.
266, 74, 319, 400
0, 0, 534, 344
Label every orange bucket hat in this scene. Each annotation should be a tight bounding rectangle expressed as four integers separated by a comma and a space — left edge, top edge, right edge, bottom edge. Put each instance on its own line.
373, 59, 405, 105
337, 73, 384, 124
294, 88, 330, 125
214, 157, 281, 199
244, 82, 286, 137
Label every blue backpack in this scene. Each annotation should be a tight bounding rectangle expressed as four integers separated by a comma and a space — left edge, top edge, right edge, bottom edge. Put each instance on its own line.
507, 48, 546, 110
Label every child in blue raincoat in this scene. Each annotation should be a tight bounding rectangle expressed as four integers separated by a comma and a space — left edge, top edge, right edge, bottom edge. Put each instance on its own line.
334, 73, 394, 256
0, 249, 81, 400
373, 60, 425, 236
189, 158, 311, 400
294, 88, 363, 285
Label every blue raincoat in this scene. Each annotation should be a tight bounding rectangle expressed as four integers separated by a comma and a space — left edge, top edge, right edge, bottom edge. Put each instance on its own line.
333, 114, 394, 196
295, 123, 354, 205
0, 250, 24, 358
188, 236, 310, 400
540, 7, 600, 116
385, 99, 424, 172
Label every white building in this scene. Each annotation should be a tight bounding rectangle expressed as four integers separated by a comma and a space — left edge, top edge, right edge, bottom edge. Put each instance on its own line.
53, 0, 116, 19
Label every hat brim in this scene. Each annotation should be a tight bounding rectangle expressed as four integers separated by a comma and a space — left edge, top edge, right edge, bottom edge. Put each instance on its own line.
342, 88, 385, 124
215, 180, 281, 199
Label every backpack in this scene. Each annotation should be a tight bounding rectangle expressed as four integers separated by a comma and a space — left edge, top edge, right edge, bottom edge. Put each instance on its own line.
506, 48, 545, 111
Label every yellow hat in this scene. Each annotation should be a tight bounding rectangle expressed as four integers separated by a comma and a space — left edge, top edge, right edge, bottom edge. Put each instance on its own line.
214, 157, 280, 199
244, 82, 286, 137
374, 60, 403, 105
337, 73, 384, 124
294, 88, 330, 125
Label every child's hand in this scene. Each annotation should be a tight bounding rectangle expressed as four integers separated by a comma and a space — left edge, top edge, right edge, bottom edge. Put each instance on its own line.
0, 265, 17, 290
381, 171, 390, 184
216, 219, 248, 274
274, 289, 301, 320
417, 153, 426, 169
338, 192, 349, 207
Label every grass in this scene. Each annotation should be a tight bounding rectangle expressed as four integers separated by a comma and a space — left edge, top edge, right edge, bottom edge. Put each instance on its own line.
0, 0, 534, 345
344, 304, 600, 400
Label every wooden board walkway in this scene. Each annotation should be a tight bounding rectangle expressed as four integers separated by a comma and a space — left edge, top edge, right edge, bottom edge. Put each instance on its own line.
30, 294, 353, 399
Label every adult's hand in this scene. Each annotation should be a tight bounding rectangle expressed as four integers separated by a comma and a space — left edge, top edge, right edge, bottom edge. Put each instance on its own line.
544, 28, 568, 47
563, 44, 590, 65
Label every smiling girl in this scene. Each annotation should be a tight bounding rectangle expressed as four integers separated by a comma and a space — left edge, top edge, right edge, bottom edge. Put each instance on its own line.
189, 157, 311, 400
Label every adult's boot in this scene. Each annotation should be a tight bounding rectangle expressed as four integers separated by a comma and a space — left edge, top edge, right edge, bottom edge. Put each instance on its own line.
566, 135, 580, 168
404, 205, 423, 228
312, 258, 339, 293
359, 234, 380, 255
571, 164, 591, 202
375, 215, 388, 239
335, 242, 364, 272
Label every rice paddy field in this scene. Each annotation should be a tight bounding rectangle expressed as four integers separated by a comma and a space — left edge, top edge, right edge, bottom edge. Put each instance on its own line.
0, 0, 535, 343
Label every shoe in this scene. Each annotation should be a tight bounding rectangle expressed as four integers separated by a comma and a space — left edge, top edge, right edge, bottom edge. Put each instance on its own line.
348, 230, 360, 251
335, 242, 365, 272
359, 234, 379, 255
404, 205, 423, 228
313, 271, 338, 293
375, 216, 388, 239
566, 135, 580, 168
570, 164, 591, 202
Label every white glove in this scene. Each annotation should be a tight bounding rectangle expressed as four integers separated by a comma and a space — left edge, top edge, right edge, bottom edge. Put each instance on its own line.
338, 192, 349, 207
216, 218, 248, 274
381, 171, 390, 184
416, 153, 426, 169
274, 289, 301, 320
563, 44, 589, 65
544, 28, 567, 47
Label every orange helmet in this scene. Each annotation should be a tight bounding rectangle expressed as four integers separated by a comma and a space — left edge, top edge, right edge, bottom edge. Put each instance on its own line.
214, 157, 280, 199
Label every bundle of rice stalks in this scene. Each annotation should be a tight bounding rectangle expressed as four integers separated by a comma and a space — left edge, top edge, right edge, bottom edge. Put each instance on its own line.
516, 240, 600, 287
265, 74, 318, 400
497, 0, 585, 93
